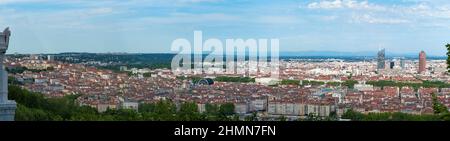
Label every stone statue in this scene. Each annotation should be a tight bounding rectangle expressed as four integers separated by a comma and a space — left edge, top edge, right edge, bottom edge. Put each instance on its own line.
0, 27, 17, 121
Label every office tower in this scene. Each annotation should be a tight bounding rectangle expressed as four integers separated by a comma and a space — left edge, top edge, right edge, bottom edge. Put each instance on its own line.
400, 59, 405, 69
418, 51, 426, 73
47, 55, 54, 61
377, 49, 385, 70
390, 61, 395, 69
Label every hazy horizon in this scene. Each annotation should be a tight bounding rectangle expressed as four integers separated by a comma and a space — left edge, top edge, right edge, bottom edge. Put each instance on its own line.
6, 50, 447, 58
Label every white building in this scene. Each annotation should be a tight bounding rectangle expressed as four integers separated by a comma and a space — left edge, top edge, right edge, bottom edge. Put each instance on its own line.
268, 102, 335, 117
234, 103, 249, 114
354, 83, 374, 91
250, 99, 267, 112
122, 101, 139, 111
255, 77, 280, 86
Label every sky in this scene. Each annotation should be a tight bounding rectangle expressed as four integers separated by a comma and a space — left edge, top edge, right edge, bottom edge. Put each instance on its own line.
0, 0, 449, 56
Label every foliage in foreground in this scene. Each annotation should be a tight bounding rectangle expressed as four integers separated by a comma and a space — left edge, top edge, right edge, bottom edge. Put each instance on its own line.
8, 85, 236, 121
8, 84, 450, 121
341, 94, 450, 121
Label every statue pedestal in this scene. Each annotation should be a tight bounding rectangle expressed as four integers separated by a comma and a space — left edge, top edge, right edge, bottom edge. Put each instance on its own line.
0, 100, 16, 121
0, 27, 16, 121
0, 27, 15, 121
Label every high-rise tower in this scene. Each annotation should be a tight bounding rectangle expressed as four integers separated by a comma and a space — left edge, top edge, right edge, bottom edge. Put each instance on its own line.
377, 49, 385, 70
418, 51, 426, 74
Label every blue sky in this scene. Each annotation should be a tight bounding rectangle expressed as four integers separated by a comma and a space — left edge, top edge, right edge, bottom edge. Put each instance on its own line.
0, 0, 449, 56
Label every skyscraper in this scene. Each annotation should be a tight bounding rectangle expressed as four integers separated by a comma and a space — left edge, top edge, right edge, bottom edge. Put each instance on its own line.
377, 49, 385, 70
418, 51, 426, 73
400, 59, 405, 69
47, 55, 54, 61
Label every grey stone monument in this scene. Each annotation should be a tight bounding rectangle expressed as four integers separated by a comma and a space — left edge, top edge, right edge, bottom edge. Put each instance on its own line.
0, 27, 16, 121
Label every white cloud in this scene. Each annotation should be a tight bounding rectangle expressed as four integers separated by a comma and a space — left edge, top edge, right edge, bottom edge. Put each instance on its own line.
307, 0, 450, 19
404, 3, 450, 19
351, 14, 410, 24
308, 0, 344, 9
307, 0, 386, 11
305, 0, 450, 27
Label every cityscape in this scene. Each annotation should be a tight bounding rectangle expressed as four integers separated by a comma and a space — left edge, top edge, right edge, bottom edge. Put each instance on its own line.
4, 49, 449, 121
0, 0, 449, 122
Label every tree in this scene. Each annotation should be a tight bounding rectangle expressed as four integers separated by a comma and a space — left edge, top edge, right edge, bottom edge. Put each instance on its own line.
205, 103, 219, 115
348, 73, 353, 79
178, 102, 201, 121
152, 100, 177, 121
344, 80, 358, 89
341, 109, 364, 121
326, 82, 341, 87
219, 103, 235, 116
244, 112, 258, 121
139, 103, 156, 113
303, 113, 321, 121
231, 115, 241, 121
104, 109, 141, 121
143, 72, 152, 77
214, 76, 255, 83
277, 115, 287, 121
10, 83, 252, 121
281, 80, 300, 86
324, 111, 338, 121
432, 93, 448, 114
47, 66, 55, 71
441, 113, 450, 121
15, 104, 60, 121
